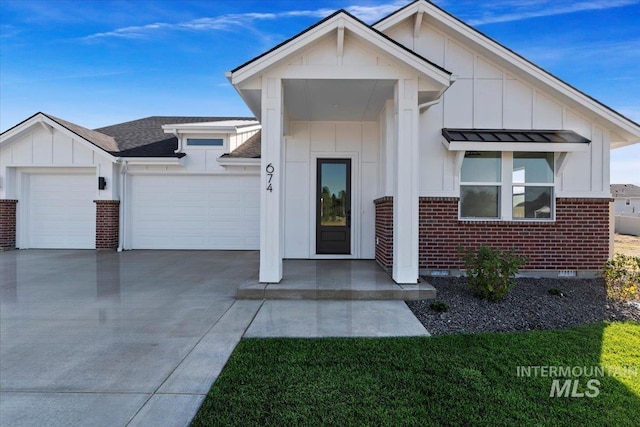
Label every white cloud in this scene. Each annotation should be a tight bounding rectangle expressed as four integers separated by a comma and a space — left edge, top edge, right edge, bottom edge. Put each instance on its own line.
82, 1, 410, 41
466, 0, 640, 26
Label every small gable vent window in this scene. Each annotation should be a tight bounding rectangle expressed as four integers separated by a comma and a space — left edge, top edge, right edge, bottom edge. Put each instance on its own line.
187, 138, 224, 146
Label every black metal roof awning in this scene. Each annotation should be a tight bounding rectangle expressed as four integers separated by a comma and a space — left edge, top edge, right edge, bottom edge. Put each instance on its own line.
442, 129, 590, 144
441, 128, 591, 154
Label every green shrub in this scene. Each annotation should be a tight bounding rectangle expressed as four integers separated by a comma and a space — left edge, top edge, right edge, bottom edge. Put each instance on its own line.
602, 254, 640, 301
459, 245, 528, 302
429, 301, 449, 312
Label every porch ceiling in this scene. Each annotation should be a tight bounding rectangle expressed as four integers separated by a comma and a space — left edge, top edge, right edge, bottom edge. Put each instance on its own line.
283, 79, 395, 122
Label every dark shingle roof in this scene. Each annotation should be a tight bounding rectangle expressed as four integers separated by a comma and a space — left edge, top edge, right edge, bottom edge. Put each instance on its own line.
95, 116, 255, 157
611, 184, 640, 198
442, 129, 590, 144
222, 130, 261, 158
43, 114, 120, 152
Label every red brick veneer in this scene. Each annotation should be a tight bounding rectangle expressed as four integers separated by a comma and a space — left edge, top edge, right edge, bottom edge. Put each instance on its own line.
419, 197, 611, 271
0, 199, 18, 250
95, 200, 120, 250
374, 197, 394, 270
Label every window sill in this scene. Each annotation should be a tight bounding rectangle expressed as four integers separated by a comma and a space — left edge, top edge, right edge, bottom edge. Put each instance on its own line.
458, 218, 555, 224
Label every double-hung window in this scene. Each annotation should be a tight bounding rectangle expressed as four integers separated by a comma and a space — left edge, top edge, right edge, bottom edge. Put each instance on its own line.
460, 151, 554, 221
512, 152, 554, 219
460, 152, 501, 218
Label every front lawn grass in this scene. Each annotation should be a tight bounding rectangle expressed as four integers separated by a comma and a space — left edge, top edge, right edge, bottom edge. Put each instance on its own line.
192, 322, 640, 426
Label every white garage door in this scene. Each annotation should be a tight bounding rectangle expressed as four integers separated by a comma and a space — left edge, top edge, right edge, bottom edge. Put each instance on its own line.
26, 173, 96, 249
129, 175, 259, 249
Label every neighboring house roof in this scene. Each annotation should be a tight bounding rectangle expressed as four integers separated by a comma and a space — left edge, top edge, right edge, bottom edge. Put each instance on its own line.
373, 0, 640, 148
611, 184, 640, 198
442, 129, 590, 144
96, 116, 255, 157
221, 130, 262, 158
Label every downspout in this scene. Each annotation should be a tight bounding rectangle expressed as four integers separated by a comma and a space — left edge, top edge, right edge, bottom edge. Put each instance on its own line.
117, 160, 128, 252
418, 76, 456, 113
418, 92, 445, 113
173, 130, 183, 154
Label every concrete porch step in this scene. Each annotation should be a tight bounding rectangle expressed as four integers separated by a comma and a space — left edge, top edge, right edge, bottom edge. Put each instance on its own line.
237, 281, 436, 300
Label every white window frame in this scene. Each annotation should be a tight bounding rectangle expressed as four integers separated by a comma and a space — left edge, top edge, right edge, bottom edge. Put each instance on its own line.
460, 151, 556, 222
185, 137, 225, 147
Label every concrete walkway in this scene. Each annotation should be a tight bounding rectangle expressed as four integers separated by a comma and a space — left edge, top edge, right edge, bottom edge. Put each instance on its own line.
0, 250, 428, 427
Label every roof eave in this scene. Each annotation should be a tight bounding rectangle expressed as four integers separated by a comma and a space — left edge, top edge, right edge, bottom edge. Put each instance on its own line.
0, 113, 119, 162
217, 157, 261, 167
229, 9, 451, 88
373, 0, 640, 147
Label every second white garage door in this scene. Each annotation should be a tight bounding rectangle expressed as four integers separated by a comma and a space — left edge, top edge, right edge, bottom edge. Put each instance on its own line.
129, 175, 259, 249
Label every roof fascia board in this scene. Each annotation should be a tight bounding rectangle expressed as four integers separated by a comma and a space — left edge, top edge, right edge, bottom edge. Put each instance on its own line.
217, 157, 261, 166
162, 124, 261, 134
123, 157, 184, 166
231, 11, 451, 87
374, 0, 640, 143
373, 0, 423, 31
1, 113, 118, 162
441, 138, 590, 153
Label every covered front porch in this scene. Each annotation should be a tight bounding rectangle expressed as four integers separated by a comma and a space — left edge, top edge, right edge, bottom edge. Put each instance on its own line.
228, 10, 453, 284
237, 259, 435, 300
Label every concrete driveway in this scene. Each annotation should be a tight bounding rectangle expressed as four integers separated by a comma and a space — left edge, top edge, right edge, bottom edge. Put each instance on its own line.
0, 250, 262, 427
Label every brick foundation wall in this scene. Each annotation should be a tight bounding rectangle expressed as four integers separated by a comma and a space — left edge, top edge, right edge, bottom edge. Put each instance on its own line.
374, 197, 394, 269
419, 197, 611, 271
95, 200, 120, 250
0, 199, 18, 250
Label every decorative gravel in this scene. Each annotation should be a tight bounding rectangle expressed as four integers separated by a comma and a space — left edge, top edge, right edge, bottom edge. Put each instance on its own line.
407, 277, 640, 336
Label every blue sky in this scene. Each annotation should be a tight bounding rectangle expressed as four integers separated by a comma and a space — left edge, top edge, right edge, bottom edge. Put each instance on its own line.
1, 0, 638, 184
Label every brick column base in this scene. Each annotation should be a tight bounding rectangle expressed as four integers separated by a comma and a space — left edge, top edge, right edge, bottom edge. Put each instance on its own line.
0, 199, 18, 250
95, 200, 120, 250
374, 197, 394, 270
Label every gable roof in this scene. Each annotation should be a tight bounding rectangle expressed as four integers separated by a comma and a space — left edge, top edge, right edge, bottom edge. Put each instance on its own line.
229, 8, 452, 88
221, 130, 261, 159
1, 113, 259, 159
373, 0, 640, 148
0, 112, 119, 160
96, 116, 254, 157
611, 184, 640, 198
231, 9, 450, 78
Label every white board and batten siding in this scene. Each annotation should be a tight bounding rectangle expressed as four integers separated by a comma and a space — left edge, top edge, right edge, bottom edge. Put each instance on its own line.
283, 121, 379, 259
385, 20, 610, 198
0, 125, 117, 249
127, 174, 259, 250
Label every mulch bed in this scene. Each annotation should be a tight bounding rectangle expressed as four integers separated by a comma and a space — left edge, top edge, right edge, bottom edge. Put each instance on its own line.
407, 277, 640, 336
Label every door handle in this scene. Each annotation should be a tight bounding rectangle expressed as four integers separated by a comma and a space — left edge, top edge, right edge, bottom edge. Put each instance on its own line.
346, 209, 351, 228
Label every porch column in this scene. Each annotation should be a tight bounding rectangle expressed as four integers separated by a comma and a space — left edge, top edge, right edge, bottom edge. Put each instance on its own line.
392, 78, 419, 283
259, 76, 284, 283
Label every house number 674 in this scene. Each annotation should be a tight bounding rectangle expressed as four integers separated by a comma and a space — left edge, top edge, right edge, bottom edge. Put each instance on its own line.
265, 163, 275, 192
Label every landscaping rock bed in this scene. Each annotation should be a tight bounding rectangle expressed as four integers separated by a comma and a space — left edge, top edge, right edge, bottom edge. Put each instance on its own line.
407, 277, 640, 336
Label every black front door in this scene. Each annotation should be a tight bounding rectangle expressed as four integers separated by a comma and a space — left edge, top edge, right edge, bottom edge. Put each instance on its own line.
316, 159, 351, 254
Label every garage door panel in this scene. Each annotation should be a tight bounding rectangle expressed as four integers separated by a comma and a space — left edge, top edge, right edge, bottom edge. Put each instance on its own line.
26, 173, 95, 249
130, 175, 259, 250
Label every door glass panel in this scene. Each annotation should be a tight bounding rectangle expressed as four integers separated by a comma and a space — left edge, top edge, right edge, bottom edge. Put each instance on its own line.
320, 163, 347, 226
